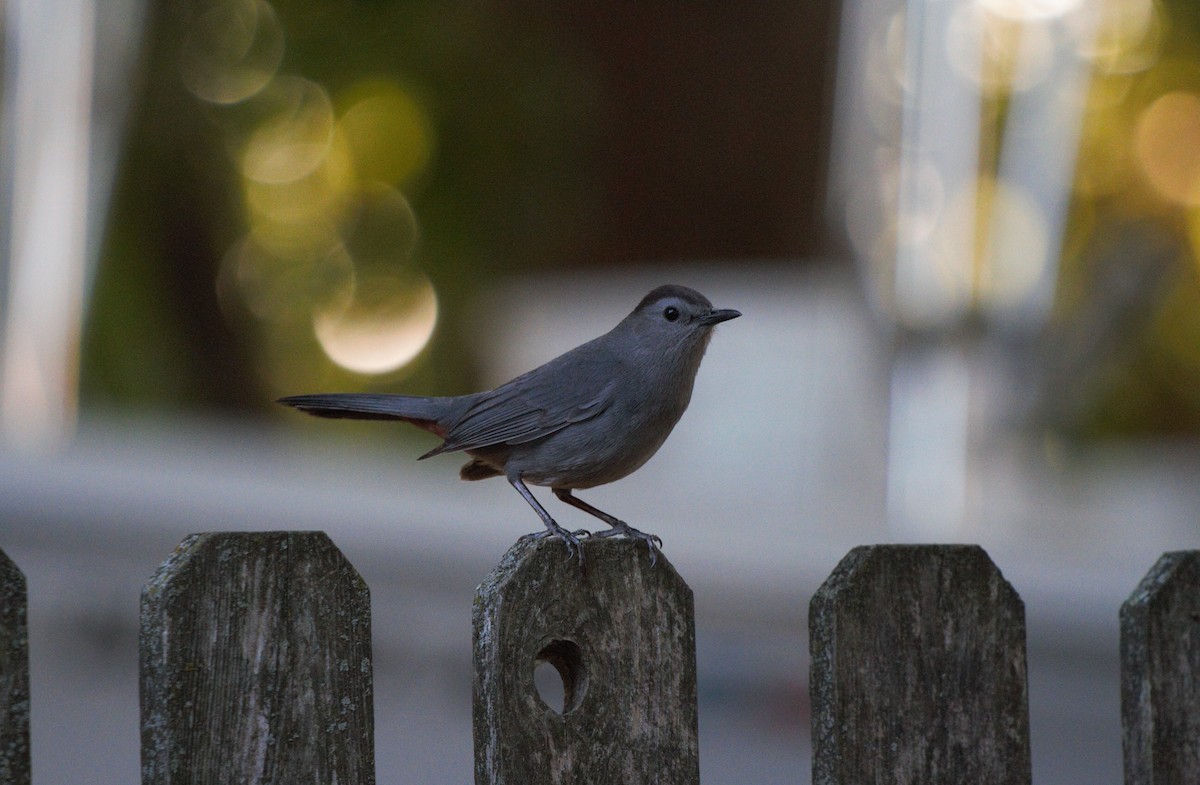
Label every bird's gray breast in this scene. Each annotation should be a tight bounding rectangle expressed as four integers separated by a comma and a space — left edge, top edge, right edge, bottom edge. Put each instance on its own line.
507, 354, 697, 489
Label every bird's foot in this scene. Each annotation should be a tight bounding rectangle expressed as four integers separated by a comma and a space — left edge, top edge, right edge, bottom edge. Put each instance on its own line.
520, 522, 589, 566
520, 528, 592, 540
593, 521, 663, 567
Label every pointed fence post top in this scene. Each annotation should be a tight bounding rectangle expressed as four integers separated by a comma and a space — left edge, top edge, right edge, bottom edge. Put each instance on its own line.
141, 530, 367, 596
812, 543, 1023, 608
1122, 550, 1200, 615
473, 537, 698, 785
810, 543, 1030, 785
140, 531, 374, 785
1121, 550, 1200, 785
0, 548, 23, 584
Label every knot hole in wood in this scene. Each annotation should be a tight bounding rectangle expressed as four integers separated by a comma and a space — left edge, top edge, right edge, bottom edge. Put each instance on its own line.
533, 638, 586, 715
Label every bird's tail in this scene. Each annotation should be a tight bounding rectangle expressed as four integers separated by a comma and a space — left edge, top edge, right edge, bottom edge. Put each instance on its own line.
276, 393, 455, 436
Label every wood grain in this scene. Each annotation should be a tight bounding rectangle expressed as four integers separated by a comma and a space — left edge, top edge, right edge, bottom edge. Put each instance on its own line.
1121, 551, 1200, 784
473, 537, 698, 785
140, 531, 374, 785
0, 549, 29, 785
810, 544, 1031, 785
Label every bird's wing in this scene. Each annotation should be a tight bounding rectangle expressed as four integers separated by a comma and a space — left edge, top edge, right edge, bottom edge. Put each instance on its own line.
420, 372, 618, 459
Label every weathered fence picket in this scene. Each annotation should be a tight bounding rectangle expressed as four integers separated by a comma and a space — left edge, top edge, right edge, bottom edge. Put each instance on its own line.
473, 537, 699, 785
139, 531, 374, 785
809, 544, 1032, 785
2, 531, 1200, 782
1121, 550, 1200, 784
0, 548, 30, 785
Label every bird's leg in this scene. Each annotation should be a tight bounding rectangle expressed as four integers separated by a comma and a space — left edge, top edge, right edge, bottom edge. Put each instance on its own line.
552, 488, 662, 566
509, 476, 587, 566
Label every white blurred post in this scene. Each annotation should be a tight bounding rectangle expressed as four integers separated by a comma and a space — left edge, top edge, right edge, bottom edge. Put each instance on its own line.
0, 0, 96, 448
886, 0, 983, 539
887, 341, 972, 539
831, 0, 1098, 538
894, 0, 982, 328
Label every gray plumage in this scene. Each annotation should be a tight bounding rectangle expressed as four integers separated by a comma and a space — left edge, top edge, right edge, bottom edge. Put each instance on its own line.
278, 284, 740, 565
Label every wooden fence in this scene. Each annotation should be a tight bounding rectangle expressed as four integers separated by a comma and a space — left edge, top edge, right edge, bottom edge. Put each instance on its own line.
0, 533, 1196, 784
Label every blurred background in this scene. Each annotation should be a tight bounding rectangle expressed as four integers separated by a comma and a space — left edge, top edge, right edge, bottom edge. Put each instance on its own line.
2, 0, 1199, 782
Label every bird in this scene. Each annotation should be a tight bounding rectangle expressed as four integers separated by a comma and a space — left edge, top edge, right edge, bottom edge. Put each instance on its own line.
278, 284, 740, 566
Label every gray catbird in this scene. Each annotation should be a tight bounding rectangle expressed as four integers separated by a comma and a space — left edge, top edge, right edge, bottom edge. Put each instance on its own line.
278, 284, 740, 565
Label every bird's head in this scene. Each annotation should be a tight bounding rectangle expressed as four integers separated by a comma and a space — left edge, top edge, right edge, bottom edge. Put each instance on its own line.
623, 284, 741, 359
631, 284, 740, 331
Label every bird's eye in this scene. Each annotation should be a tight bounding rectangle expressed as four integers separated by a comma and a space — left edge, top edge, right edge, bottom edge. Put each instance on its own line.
663, 306, 680, 322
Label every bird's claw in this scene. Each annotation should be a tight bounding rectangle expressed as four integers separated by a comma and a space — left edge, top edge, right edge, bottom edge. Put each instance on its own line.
522, 523, 589, 567
593, 522, 663, 567
522, 518, 663, 568
520, 527, 591, 540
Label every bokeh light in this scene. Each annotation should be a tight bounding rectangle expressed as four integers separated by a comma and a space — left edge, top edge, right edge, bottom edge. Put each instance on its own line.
1071, 0, 1161, 75
947, 5, 1056, 95
976, 178, 1049, 310
220, 237, 354, 323
312, 270, 438, 375
180, 0, 283, 105
1134, 91, 1200, 206
209, 67, 438, 381
241, 77, 337, 185
895, 180, 977, 328
242, 133, 355, 257
977, 0, 1083, 22
338, 80, 435, 187
301, 184, 434, 374
339, 184, 420, 270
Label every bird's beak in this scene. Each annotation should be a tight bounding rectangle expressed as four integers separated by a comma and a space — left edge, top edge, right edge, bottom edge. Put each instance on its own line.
698, 308, 741, 326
